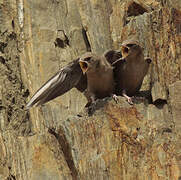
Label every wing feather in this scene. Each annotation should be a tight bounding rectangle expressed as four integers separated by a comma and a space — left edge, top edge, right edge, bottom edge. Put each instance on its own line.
103, 50, 122, 65
26, 59, 85, 108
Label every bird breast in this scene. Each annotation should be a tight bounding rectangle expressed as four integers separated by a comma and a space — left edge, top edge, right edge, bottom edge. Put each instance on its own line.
87, 69, 114, 98
118, 60, 148, 95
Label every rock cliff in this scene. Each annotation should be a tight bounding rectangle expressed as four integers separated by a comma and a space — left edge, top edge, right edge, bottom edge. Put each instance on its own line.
0, 0, 181, 179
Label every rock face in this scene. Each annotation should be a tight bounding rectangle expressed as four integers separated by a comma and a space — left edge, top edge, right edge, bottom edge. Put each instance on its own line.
0, 0, 181, 179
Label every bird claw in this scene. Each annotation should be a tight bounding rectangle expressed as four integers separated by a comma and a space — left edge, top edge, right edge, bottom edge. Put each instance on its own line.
127, 97, 134, 105
112, 94, 119, 103
122, 92, 134, 105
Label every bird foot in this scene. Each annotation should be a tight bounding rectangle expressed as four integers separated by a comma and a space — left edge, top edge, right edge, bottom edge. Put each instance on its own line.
112, 94, 119, 103
122, 93, 134, 105
127, 96, 134, 105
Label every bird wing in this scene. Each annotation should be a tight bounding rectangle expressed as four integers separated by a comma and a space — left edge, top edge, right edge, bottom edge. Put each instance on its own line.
103, 50, 122, 65
26, 59, 86, 109
112, 57, 126, 67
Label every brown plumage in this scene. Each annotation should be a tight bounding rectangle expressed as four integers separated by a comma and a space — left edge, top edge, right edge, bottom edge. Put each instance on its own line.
113, 40, 152, 104
26, 39, 151, 109
26, 50, 121, 109
79, 52, 115, 104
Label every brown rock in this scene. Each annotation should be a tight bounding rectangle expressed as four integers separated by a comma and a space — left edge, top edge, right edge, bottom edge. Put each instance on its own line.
169, 81, 181, 131
0, 0, 180, 179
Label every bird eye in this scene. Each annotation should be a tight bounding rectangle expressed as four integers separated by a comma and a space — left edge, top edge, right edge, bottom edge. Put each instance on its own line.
126, 44, 135, 47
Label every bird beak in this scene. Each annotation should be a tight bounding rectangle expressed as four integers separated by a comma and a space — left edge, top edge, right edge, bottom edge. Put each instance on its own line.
121, 45, 129, 58
79, 59, 89, 74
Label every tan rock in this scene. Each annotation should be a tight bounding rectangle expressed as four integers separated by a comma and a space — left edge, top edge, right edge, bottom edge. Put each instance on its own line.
0, 0, 180, 179
169, 81, 181, 131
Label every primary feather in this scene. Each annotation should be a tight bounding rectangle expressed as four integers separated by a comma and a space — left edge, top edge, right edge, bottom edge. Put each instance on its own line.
26, 50, 123, 109
26, 59, 83, 108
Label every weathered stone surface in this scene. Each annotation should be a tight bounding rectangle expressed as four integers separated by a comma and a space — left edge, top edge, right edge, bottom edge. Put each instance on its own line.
0, 0, 180, 179
169, 81, 181, 131
49, 98, 176, 179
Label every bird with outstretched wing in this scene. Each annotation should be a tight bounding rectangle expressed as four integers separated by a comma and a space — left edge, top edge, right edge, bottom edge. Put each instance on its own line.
26, 50, 122, 109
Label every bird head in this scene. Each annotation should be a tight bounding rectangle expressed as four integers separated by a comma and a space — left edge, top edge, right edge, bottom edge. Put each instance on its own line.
121, 40, 142, 58
79, 53, 100, 74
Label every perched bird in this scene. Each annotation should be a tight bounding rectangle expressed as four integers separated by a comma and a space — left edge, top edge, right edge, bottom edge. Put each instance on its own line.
26, 39, 151, 109
26, 50, 121, 109
79, 52, 117, 107
113, 40, 152, 104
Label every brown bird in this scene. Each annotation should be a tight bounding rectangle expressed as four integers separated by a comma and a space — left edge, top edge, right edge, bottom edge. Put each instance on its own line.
79, 52, 115, 105
26, 40, 151, 109
113, 40, 152, 104
26, 50, 121, 109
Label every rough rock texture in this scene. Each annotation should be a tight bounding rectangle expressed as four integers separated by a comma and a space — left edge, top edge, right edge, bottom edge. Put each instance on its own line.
0, 0, 180, 179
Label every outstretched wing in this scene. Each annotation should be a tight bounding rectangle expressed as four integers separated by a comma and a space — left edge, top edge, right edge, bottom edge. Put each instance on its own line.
26, 59, 86, 109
